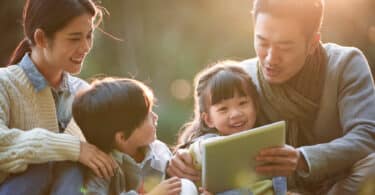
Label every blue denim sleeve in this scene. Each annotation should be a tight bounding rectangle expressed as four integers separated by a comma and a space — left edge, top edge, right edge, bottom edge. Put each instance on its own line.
217, 188, 253, 195
272, 176, 287, 195
216, 177, 286, 195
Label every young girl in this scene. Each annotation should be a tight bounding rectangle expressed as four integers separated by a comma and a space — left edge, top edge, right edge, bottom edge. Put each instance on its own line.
0, 0, 116, 194
73, 77, 197, 195
176, 61, 286, 195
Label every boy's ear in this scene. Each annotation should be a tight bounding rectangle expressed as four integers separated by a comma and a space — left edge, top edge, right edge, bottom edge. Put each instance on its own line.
202, 112, 215, 128
114, 131, 127, 146
34, 28, 48, 48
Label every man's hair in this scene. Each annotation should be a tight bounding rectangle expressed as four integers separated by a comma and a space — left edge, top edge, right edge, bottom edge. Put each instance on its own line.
252, 0, 324, 38
72, 77, 154, 152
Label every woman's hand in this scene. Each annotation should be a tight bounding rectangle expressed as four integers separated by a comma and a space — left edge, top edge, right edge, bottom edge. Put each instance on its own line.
255, 145, 308, 176
147, 177, 181, 195
79, 141, 118, 180
166, 149, 200, 182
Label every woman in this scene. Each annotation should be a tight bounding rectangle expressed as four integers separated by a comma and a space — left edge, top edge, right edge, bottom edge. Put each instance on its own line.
0, 0, 116, 194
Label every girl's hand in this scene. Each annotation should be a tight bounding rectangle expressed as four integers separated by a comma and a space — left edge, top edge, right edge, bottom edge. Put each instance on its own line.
255, 145, 307, 176
79, 141, 118, 180
166, 149, 201, 182
147, 177, 181, 195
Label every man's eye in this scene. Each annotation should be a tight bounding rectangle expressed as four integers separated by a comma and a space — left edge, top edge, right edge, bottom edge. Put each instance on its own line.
239, 100, 249, 105
259, 43, 269, 48
280, 47, 292, 52
69, 38, 81, 42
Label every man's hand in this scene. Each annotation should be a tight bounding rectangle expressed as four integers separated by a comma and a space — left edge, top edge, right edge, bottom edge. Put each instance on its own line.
79, 141, 117, 180
255, 145, 308, 176
166, 149, 200, 182
147, 177, 181, 195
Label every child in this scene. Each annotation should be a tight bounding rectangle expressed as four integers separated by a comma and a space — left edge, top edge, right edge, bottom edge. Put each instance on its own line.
72, 77, 197, 195
176, 61, 286, 195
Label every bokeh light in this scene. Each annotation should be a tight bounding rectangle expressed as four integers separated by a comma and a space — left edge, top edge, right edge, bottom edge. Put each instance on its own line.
170, 79, 192, 101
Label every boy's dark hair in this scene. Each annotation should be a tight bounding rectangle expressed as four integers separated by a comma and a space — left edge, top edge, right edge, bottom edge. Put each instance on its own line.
72, 77, 154, 152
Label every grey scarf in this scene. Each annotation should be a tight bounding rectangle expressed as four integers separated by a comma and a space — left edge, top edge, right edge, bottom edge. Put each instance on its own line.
258, 43, 327, 147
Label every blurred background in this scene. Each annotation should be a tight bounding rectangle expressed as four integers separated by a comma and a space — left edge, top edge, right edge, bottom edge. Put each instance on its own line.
1, 0, 374, 146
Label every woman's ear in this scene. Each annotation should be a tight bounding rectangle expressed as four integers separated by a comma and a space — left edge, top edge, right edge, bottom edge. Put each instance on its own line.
202, 112, 215, 128
33, 28, 48, 48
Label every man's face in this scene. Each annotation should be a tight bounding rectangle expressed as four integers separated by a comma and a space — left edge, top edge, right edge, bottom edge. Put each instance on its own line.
254, 13, 315, 84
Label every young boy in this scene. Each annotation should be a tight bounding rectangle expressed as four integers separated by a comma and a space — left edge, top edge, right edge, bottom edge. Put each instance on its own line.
72, 77, 197, 195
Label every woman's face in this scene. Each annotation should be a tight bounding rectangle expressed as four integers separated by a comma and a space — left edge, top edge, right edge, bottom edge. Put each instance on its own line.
42, 13, 94, 75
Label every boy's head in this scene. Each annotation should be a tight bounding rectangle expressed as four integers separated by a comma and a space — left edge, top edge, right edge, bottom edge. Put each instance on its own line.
72, 77, 155, 152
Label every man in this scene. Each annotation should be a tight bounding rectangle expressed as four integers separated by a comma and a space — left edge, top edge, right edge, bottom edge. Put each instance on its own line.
167, 0, 375, 194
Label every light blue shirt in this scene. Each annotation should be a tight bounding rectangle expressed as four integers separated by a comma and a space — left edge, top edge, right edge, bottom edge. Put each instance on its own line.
85, 140, 172, 195
18, 53, 88, 131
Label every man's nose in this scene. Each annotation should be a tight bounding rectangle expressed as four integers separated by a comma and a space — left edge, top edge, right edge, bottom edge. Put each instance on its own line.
265, 47, 281, 65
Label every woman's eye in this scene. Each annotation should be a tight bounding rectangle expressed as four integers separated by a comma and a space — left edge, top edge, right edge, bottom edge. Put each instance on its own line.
86, 33, 93, 40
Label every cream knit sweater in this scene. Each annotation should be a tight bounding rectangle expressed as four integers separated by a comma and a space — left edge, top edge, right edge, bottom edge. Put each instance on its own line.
0, 65, 82, 184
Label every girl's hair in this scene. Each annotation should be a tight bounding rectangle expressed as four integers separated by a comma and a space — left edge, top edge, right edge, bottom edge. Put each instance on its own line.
252, 0, 324, 39
8, 0, 102, 65
72, 77, 154, 152
176, 61, 259, 149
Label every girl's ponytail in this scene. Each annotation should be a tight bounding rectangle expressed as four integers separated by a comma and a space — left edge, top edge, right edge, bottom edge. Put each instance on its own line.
8, 38, 31, 65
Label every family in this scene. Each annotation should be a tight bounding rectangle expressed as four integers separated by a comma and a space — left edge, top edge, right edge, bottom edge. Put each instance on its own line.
0, 0, 374, 194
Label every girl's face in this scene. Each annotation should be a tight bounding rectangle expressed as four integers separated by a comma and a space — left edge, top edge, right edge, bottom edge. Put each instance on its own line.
203, 92, 257, 136
42, 13, 94, 74
125, 111, 159, 148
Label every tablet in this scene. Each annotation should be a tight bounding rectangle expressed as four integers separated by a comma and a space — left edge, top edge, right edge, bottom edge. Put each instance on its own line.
201, 121, 285, 193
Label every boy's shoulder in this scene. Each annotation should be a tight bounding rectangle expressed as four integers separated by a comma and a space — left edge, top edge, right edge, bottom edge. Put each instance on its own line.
110, 140, 172, 165
148, 140, 172, 172
150, 140, 172, 158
